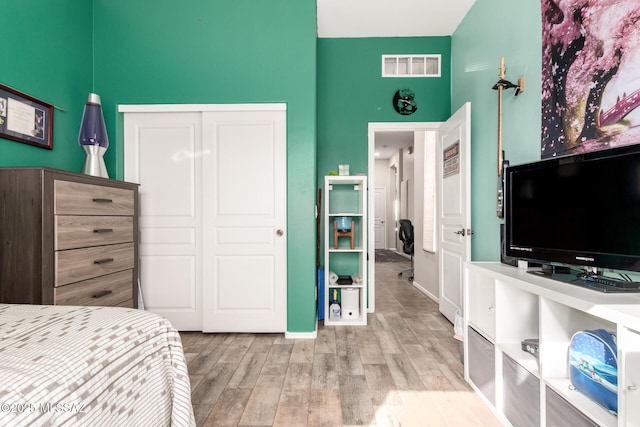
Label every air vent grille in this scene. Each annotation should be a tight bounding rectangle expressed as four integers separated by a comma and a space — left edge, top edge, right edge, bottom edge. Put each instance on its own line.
382, 55, 441, 77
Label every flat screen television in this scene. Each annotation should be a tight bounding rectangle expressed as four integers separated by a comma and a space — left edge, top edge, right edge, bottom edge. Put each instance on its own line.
505, 145, 640, 283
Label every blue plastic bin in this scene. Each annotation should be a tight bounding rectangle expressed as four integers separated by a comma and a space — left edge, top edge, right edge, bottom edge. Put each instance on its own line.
317, 267, 325, 320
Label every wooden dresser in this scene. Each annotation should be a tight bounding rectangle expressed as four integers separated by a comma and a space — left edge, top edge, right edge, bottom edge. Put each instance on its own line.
0, 168, 139, 308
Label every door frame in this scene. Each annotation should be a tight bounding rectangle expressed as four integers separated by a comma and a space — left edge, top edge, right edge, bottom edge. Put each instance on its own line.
368, 121, 442, 313
374, 186, 387, 249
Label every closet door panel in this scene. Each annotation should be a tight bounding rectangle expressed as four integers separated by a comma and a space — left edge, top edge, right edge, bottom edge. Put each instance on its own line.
123, 105, 287, 332
202, 110, 287, 332
216, 123, 275, 217
124, 112, 203, 330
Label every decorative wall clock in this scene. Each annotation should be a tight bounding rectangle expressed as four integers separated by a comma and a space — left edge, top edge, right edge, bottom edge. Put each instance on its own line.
393, 89, 417, 115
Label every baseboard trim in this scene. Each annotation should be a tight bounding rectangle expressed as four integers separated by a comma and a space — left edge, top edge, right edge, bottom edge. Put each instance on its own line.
285, 322, 318, 339
412, 280, 439, 303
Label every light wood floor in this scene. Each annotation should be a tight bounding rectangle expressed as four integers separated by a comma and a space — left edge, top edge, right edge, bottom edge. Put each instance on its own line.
180, 260, 502, 426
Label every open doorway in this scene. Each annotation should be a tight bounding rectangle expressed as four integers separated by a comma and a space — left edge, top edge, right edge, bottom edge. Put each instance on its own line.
373, 137, 413, 276
367, 105, 471, 325
367, 122, 441, 313
373, 131, 412, 253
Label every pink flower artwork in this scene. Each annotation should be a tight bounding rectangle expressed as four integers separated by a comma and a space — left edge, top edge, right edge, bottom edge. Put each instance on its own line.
541, 0, 640, 158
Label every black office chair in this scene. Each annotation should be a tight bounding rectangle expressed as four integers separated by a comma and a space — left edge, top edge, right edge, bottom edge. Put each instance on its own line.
397, 219, 414, 281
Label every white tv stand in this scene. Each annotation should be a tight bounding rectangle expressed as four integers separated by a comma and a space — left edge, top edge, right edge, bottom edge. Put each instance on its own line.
463, 262, 640, 427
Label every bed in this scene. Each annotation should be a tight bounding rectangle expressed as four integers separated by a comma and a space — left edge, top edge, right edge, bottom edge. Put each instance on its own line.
0, 304, 196, 426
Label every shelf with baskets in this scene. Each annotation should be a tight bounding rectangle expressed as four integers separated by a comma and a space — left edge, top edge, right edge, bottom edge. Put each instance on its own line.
464, 262, 640, 427
323, 175, 367, 326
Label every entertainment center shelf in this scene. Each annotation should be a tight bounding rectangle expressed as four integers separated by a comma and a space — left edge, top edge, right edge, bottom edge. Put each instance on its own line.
464, 262, 640, 427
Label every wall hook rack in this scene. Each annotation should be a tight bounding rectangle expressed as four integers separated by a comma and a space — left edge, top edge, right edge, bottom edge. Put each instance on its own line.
492, 77, 525, 96
493, 56, 524, 219
491, 57, 524, 96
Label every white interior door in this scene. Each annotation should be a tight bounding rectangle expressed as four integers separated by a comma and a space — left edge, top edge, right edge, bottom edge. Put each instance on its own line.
201, 110, 287, 332
438, 103, 471, 324
123, 112, 203, 330
123, 105, 287, 333
374, 187, 386, 249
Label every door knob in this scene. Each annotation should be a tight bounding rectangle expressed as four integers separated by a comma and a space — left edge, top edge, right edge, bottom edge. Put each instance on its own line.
454, 229, 466, 236
276, 229, 284, 236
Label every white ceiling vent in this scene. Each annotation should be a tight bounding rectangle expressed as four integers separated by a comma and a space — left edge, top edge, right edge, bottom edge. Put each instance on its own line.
382, 55, 441, 78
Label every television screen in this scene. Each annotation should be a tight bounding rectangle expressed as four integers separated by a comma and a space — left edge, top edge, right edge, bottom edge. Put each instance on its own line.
505, 145, 640, 273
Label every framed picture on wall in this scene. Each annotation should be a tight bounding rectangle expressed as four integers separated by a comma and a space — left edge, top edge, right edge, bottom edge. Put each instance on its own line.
0, 83, 53, 150
541, 0, 640, 159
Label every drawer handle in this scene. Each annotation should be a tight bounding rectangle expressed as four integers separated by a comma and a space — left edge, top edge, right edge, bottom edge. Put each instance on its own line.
94, 258, 114, 265
92, 198, 113, 203
93, 228, 114, 233
92, 290, 113, 299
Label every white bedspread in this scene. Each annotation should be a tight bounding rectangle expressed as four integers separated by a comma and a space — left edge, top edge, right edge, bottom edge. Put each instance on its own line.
0, 304, 195, 427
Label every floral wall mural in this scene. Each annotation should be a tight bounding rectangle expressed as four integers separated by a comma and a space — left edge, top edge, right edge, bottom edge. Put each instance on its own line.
541, 0, 640, 158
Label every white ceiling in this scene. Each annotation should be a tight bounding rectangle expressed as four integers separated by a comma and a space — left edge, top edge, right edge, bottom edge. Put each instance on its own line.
375, 131, 414, 160
317, 0, 476, 38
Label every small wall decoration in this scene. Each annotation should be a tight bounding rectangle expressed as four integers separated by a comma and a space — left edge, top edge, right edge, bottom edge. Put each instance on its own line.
541, 0, 640, 158
0, 83, 53, 149
392, 89, 418, 115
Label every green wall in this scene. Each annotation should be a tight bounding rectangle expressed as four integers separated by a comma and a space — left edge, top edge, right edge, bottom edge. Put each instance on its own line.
0, 0, 93, 171
1, 1, 318, 333
93, 0, 318, 333
451, 0, 542, 261
317, 37, 451, 180
0, 0, 549, 329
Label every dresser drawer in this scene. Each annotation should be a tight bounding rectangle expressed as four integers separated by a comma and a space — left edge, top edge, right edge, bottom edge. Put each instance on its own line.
55, 180, 134, 215
55, 243, 134, 286
55, 216, 133, 250
55, 269, 133, 307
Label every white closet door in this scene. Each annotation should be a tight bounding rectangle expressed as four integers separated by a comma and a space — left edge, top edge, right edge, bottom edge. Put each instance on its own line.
201, 110, 287, 332
124, 112, 203, 330
122, 105, 287, 332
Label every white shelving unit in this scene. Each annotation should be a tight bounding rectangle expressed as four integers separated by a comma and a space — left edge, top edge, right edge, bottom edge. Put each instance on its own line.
323, 175, 367, 326
464, 262, 640, 427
